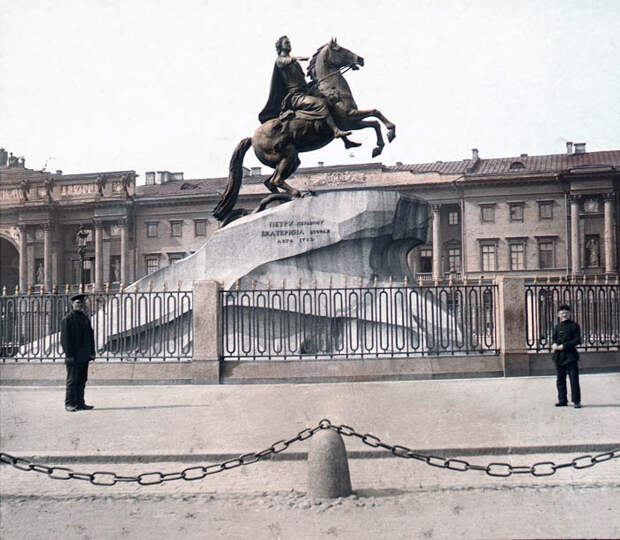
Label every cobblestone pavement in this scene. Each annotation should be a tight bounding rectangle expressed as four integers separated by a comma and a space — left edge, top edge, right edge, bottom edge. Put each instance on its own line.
2, 374, 620, 538
1, 482, 619, 539
2, 454, 619, 539
3, 374, 620, 458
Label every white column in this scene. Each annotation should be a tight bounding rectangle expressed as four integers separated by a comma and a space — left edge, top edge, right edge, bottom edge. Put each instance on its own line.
570, 195, 581, 276
18, 225, 27, 292
120, 218, 129, 286
43, 222, 52, 290
94, 221, 104, 291
432, 204, 442, 281
603, 194, 617, 275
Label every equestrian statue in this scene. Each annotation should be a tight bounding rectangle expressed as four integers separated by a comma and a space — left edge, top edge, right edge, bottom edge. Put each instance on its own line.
213, 36, 396, 224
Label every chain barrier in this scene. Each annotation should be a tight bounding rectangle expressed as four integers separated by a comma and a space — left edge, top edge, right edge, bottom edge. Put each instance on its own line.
1, 419, 618, 486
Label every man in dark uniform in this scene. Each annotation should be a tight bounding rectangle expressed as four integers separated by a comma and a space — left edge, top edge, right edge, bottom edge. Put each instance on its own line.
551, 304, 582, 408
60, 294, 95, 412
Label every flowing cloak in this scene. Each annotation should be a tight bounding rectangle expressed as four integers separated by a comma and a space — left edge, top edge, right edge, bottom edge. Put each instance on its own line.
258, 58, 330, 124
258, 63, 287, 124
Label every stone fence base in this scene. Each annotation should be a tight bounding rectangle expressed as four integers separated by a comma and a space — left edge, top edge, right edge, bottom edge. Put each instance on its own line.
1, 351, 617, 385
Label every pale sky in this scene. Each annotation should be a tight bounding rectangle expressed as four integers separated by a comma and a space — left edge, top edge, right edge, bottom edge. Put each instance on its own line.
1, 0, 619, 182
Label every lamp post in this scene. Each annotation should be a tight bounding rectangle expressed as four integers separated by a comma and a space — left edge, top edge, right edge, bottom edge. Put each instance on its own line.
76, 224, 90, 292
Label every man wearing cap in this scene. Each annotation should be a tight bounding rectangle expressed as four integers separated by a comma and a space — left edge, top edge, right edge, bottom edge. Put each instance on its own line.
551, 304, 582, 408
60, 294, 95, 412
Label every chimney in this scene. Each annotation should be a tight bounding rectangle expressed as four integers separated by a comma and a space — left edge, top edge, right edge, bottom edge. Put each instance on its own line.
574, 142, 586, 154
520, 153, 528, 158
396, 161, 403, 166
566, 141, 573, 154
317, 161, 324, 167
472, 148, 479, 160
55, 170, 63, 175
156, 171, 166, 184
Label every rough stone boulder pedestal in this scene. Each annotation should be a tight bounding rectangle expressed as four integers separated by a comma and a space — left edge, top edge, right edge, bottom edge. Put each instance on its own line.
49, 189, 434, 360
132, 189, 429, 291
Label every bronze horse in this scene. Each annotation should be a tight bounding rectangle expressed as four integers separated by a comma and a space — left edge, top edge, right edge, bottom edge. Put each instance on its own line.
213, 39, 396, 222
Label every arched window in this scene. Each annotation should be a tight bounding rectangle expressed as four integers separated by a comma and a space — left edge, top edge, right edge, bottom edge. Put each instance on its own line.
509, 161, 525, 170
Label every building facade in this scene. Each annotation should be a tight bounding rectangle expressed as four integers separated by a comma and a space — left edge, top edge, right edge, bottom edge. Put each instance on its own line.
0, 149, 136, 292
1, 143, 618, 292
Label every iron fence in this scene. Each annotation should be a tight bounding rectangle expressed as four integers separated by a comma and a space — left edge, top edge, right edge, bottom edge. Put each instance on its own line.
525, 282, 620, 352
220, 284, 499, 361
0, 291, 193, 362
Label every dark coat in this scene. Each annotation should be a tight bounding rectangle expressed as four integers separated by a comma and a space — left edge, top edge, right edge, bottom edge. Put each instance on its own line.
60, 310, 95, 363
552, 319, 581, 366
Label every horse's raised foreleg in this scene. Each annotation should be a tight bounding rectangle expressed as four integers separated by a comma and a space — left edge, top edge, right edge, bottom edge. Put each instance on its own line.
349, 118, 385, 158
348, 108, 396, 143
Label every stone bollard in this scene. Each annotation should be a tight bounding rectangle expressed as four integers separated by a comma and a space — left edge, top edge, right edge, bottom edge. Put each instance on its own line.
307, 428, 352, 499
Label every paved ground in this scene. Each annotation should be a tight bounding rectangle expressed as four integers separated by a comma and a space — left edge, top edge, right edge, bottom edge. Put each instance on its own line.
1, 373, 619, 539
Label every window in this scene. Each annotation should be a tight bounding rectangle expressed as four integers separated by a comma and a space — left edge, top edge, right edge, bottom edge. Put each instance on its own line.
194, 220, 207, 237
145, 256, 160, 275
584, 235, 600, 267
480, 244, 497, 271
168, 253, 185, 265
34, 228, 44, 241
145, 172, 156, 185
419, 248, 432, 273
538, 201, 553, 219
146, 222, 159, 238
480, 205, 495, 223
509, 242, 525, 270
170, 221, 183, 238
538, 241, 555, 269
509, 203, 524, 222
447, 248, 461, 272
448, 211, 459, 225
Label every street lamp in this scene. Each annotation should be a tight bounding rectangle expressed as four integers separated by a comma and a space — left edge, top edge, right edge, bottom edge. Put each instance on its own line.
76, 224, 90, 292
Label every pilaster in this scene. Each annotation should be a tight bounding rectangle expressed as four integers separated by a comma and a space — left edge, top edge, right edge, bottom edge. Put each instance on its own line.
431, 204, 442, 281
94, 220, 104, 291
603, 194, 617, 275
569, 194, 581, 276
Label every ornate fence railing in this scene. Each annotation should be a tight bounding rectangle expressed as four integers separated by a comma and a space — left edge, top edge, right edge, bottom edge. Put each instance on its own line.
220, 284, 499, 361
525, 282, 620, 352
0, 291, 193, 363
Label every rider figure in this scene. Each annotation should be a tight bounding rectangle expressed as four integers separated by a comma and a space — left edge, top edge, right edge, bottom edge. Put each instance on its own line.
259, 36, 352, 142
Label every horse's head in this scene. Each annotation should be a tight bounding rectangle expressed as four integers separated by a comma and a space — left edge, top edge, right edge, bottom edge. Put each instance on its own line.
325, 37, 364, 71
308, 38, 364, 83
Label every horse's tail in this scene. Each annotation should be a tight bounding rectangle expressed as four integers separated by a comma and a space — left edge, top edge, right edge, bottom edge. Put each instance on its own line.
213, 137, 253, 222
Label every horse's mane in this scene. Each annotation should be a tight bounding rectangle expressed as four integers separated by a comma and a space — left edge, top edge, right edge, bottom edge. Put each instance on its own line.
307, 43, 328, 83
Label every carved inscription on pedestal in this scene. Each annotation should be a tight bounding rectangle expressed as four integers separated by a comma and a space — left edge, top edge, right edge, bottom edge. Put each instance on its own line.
261, 219, 332, 245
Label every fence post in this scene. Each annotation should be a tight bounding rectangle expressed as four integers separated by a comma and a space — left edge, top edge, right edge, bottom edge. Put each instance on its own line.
496, 276, 529, 376
191, 280, 221, 384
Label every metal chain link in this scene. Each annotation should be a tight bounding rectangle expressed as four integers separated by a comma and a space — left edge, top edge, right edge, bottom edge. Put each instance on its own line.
1, 419, 618, 486
327, 421, 620, 478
